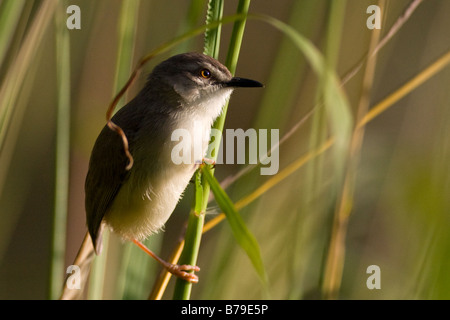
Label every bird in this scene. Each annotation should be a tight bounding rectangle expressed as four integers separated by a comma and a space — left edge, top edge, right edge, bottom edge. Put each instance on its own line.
61, 52, 262, 299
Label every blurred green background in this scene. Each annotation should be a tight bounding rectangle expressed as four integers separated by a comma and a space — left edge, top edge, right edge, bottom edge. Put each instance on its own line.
1, 0, 450, 300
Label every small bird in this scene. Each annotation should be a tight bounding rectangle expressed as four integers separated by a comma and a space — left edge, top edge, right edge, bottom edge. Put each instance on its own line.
61, 52, 262, 298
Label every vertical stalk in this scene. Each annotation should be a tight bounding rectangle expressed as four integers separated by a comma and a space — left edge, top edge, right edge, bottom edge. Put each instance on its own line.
203, 0, 223, 58
49, 0, 71, 300
322, 0, 383, 300
172, 0, 224, 300
172, 173, 207, 299
173, 0, 252, 300
0, 0, 25, 67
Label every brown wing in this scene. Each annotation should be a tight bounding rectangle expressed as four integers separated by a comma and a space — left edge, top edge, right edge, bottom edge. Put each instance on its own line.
84, 90, 172, 254
84, 121, 131, 254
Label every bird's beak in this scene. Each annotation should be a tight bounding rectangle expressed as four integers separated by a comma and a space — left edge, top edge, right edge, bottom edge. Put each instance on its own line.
225, 77, 264, 88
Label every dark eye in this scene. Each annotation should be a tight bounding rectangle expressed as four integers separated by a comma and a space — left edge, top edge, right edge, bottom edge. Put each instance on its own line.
200, 69, 211, 79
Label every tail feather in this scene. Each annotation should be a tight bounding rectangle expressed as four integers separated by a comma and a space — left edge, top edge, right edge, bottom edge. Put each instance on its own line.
60, 232, 95, 300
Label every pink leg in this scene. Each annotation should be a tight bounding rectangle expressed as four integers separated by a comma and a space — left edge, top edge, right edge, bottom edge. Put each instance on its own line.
132, 239, 200, 283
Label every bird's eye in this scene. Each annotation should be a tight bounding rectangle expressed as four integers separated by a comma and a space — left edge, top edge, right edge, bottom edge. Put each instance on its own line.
200, 69, 211, 79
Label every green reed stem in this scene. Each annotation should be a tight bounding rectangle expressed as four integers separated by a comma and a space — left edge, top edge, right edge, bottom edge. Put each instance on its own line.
173, 0, 252, 300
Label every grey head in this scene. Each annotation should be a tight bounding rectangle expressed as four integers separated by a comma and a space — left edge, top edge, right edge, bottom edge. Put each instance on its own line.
146, 52, 262, 111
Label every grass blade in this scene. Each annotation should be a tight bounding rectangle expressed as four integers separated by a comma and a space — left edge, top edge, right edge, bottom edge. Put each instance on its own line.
202, 166, 268, 287
172, 174, 206, 300
203, 0, 223, 57
49, 0, 71, 300
0, 0, 26, 67
0, 0, 57, 176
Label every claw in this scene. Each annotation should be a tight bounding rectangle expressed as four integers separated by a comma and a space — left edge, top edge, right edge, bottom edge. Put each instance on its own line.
167, 264, 200, 283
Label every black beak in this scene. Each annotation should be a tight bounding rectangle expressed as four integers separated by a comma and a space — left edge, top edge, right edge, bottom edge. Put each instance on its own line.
225, 77, 264, 88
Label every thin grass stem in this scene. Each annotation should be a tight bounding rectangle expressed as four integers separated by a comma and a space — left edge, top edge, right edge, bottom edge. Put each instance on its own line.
172, 0, 225, 300
49, 0, 71, 300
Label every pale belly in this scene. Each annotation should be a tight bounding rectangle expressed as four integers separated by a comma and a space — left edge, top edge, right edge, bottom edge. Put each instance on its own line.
104, 161, 197, 241
104, 112, 215, 241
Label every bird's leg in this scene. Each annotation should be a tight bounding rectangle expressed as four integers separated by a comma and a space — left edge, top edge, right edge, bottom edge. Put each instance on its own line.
132, 239, 200, 283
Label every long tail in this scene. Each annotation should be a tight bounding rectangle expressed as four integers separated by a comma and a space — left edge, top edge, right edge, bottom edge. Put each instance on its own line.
60, 231, 95, 300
